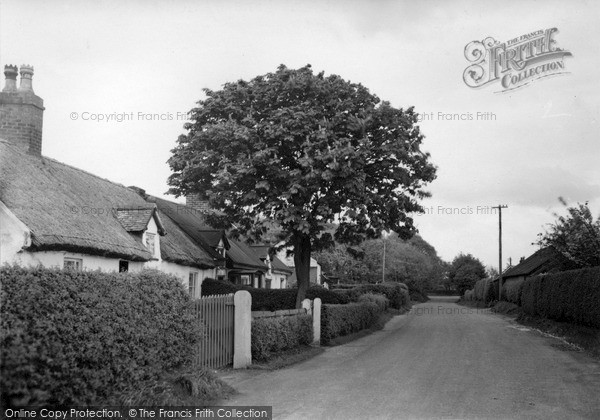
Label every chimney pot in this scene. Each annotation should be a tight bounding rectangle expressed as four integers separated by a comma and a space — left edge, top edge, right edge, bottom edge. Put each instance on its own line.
0, 62, 44, 155
3, 65, 18, 92
18, 64, 35, 92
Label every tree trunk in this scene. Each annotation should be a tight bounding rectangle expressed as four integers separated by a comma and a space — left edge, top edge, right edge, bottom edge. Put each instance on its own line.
293, 233, 312, 309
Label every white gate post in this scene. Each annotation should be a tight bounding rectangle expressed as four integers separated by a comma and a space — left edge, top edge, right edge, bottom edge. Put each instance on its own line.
312, 298, 321, 346
233, 290, 251, 369
302, 298, 312, 315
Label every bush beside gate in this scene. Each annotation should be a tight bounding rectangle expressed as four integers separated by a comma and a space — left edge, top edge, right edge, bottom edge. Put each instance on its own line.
0, 266, 201, 407
321, 301, 383, 344
251, 313, 313, 361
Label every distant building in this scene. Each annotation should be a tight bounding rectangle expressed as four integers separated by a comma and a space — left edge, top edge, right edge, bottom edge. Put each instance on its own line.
275, 243, 322, 286
250, 245, 293, 289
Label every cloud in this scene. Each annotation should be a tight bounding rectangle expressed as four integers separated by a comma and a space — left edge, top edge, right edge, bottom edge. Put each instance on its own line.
430, 165, 600, 208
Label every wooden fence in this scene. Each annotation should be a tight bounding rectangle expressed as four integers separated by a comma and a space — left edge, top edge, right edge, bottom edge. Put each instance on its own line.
194, 293, 235, 369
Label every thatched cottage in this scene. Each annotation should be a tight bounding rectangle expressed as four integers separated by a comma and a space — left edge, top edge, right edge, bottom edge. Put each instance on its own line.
0, 64, 221, 296
0, 64, 292, 293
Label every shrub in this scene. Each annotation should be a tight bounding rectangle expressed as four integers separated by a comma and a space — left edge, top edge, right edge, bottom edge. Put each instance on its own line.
0, 266, 201, 407
354, 283, 410, 310
474, 278, 486, 301
357, 293, 389, 312
201, 278, 239, 296
408, 288, 429, 303
521, 267, 600, 327
251, 315, 312, 361
201, 279, 348, 311
483, 278, 498, 303
321, 302, 381, 343
502, 278, 524, 305
331, 288, 362, 302
306, 286, 350, 305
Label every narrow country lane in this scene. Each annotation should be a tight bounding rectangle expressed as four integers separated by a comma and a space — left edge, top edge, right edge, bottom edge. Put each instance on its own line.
218, 297, 600, 419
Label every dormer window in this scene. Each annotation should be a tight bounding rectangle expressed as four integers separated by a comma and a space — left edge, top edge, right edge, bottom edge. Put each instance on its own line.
217, 239, 225, 257
145, 232, 156, 255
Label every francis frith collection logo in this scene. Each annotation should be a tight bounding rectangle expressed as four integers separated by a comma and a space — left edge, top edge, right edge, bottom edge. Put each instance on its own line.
463, 28, 572, 92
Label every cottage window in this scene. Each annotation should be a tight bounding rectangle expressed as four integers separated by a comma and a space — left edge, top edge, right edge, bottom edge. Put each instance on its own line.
145, 233, 156, 256
64, 257, 82, 271
240, 274, 251, 286
189, 272, 199, 298
119, 260, 129, 272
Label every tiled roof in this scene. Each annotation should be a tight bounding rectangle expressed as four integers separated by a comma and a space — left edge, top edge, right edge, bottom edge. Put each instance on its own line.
116, 205, 165, 235
502, 247, 573, 278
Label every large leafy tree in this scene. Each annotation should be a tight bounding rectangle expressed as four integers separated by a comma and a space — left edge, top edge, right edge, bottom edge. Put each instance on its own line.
448, 253, 486, 295
168, 65, 437, 307
538, 198, 600, 268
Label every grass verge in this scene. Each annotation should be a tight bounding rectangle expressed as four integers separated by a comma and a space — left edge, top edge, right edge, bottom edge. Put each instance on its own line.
249, 345, 325, 370
111, 366, 236, 407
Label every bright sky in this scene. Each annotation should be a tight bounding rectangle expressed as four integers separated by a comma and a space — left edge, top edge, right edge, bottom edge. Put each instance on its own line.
1, 0, 598, 269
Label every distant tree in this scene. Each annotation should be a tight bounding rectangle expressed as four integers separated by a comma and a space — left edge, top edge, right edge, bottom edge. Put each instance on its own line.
167, 65, 437, 307
313, 243, 369, 283
448, 253, 486, 295
537, 198, 600, 268
486, 266, 499, 279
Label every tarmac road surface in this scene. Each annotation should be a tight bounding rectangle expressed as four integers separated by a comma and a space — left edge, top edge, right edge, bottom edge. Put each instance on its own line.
218, 296, 600, 419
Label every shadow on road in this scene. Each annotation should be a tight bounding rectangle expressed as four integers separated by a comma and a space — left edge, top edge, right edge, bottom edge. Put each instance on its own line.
426, 295, 460, 303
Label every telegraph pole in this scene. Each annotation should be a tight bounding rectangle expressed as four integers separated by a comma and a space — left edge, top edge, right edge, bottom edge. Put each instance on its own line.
492, 205, 508, 301
382, 238, 386, 283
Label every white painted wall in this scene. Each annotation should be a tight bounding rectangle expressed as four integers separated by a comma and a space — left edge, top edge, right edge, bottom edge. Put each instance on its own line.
4, 249, 144, 272
160, 261, 215, 298
1, 202, 215, 297
142, 216, 161, 263
0, 201, 32, 266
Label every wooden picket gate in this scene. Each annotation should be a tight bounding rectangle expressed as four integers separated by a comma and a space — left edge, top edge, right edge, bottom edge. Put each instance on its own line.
194, 293, 235, 369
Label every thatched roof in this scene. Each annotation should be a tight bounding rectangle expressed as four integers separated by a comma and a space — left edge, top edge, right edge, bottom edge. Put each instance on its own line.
0, 141, 153, 261
147, 195, 228, 264
155, 211, 215, 268
0, 140, 214, 269
227, 240, 268, 272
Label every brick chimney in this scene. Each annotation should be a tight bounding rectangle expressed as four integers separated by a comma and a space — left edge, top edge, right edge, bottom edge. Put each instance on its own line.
186, 193, 211, 213
0, 64, 45, 155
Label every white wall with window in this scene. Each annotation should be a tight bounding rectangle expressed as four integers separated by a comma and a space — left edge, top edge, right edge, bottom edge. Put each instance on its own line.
142, 217, 161, 269
187, 269, 212, 298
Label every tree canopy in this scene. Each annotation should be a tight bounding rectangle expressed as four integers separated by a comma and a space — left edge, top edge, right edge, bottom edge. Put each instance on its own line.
537, 198, 600, 268
168, 64, 437, 306
448, 253, 486, 295
315, 233, 446, 301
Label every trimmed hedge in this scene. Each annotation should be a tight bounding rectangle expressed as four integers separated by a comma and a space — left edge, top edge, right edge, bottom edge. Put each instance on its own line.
0, 266, 201, 407
357, 293, 389, 312
321, 302, 381, 343
201, 279, 349, 311
329, 283, 410, 310
354, 283, 410, 310
521, 267, 600, 328
502, 278, 524, 305
251, 315, 312, 361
